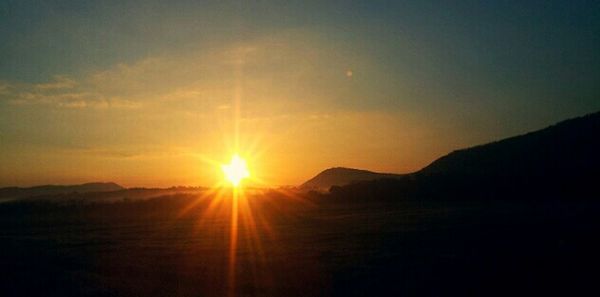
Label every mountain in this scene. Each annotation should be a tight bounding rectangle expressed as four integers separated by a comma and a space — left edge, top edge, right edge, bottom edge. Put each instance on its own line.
419, 111, 600, 177
0, 182, 125, 201
411, 111, 600, 199
300, 167, 404, 190
322, 111, 600, 201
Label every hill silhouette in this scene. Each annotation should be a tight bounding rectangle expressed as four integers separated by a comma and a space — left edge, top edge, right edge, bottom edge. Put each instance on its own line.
419, 111, 600, 176
415, 111, 600, 199
324, 111, 600, 201
300, 167, 404, 190
0, 182, 124, 201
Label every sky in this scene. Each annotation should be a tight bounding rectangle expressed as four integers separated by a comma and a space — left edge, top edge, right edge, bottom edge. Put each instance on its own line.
0, 0, 599, 187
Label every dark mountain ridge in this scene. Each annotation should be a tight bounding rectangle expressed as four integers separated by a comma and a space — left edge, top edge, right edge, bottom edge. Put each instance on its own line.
323, 111, 600, 201
420, 111, 600, 176
300, 167, 404, 190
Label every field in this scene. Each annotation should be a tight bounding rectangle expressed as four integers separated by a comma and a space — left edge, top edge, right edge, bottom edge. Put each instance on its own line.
2, 192, 599, 296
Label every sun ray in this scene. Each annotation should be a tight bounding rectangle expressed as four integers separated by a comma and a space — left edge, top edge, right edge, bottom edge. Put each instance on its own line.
227, 187, 240, 297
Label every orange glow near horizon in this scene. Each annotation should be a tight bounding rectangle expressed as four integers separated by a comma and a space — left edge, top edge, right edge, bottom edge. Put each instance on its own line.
0, 34, 448, 189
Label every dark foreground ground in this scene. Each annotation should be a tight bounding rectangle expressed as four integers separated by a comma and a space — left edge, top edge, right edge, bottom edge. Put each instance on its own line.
1, 191, 599, 297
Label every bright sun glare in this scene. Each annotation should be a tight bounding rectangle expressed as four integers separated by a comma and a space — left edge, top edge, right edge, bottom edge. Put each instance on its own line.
221, 154, 250, 187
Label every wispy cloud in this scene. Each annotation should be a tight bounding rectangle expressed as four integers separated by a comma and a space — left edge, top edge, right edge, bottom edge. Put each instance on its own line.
34, 75, 77, 90
58, 145, 195, 160
0, 82, 10, 95
3, 31, 366, 117
7, 90, 141, 110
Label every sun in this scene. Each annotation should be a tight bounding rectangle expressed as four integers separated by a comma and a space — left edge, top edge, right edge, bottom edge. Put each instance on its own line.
221, 154, 250, 187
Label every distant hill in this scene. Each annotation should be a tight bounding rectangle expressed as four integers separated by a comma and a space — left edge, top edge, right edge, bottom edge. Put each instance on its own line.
0, 182, 124, 201
322, 111, 600, 201
419, 111, 600, 177
300, 167, 404, 190
410, 111, 600, 199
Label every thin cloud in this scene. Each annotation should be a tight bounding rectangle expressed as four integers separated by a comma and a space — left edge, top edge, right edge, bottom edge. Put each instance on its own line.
6, 86, 141, 110
60, 145, 194, 159
0, 83, 10, 95
34, 75, 77, 90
